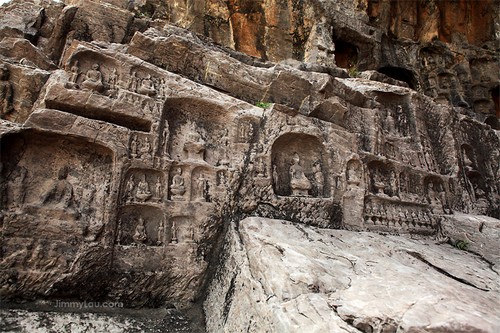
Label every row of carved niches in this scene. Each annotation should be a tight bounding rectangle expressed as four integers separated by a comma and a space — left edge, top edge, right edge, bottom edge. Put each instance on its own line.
371, 133, 438, 173
65, 55, 167, 100
1, 132, 113, 241
367, 161, 452, 212
271, 133, 329, 198
116, 207, 197, 247
364, 197, 436, 233
420, 48, 499, 114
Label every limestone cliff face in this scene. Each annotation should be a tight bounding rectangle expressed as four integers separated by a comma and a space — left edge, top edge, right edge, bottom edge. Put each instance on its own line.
0, 0, 499, 332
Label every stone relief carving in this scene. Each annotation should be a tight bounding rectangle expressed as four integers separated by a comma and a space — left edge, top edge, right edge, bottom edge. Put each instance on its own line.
170, 167, 186, 201
184, 130, 206, 161
81, 63, 104, 93
289, 153, 312, 197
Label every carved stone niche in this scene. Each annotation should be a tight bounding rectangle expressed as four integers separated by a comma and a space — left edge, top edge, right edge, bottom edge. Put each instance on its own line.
170, 216, 197, 244
116, 206, 167, 246
127, 66, 164, 98
129, 132, 154, 161
191, 166, 213, 202
65, 51, 121, 96
424, 176, 446, 214
235, 117, 257, 144
346, 158, 363, 188
367, 161, 398, 198
1, 131, 113, 243
271, 133, 328, 198
121, 169, 164, 205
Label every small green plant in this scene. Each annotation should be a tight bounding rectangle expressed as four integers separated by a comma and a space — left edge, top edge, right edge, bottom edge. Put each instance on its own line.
347, 61, 361, 77
348, 66, 360, 78
453, 239, 469, 251
255, 102, 272, 109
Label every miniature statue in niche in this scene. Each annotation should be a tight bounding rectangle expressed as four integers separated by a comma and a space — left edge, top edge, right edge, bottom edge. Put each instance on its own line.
81, 63, 104, 93
389, 170, 399, 198
137, 74, 156, 97
130, 135, 139, 158
135, 175, 152, 202
218, 129, 230, 166
395, 106, 408, 136
171, 220, 178, 244
184, 130, 205, 161
65, 60, 80, 89
41, 167, 74, 208
161, 122, 170, 157
385, 110, 396, 135
347, 163, 360, 186
107, 68, 118, 91
255, 156, 266, 177
272, 165, 279, 186
154, 176, 162, 202
371, 170, 387, 197
170, 168, 186, 201
128, 71, 139, 92
157, 219, 165, 245
313, 162, 324, 196
158, 78, 167, 98
186, 226, 195, 243
151, 120, 160, 152
238, 121, 254, 142
195, 174, 207, 201
124, 175, 136, 203
289, 153, 311, 196
133, 216, 147, 244
0, 64, 13, 117
139, 137, 152, 159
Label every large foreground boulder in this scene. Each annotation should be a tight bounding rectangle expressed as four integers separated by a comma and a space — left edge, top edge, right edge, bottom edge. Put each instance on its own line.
205, 217, 500, 332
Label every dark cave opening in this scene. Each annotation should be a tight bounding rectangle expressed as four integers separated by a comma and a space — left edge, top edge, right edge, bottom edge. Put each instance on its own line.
334, 40, 359, 69
492, 85, 499, 118
485, 116, 499, 130
377, 66, 417, 90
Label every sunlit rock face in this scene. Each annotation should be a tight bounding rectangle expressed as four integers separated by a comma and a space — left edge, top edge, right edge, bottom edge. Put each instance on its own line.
0, 0, 498, 332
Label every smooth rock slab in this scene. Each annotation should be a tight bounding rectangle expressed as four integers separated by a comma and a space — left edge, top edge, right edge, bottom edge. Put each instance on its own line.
204, 217, 500, 333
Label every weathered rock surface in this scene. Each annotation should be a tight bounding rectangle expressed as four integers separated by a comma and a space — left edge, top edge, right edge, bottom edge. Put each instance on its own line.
0, 0, 498, 332
0, 305, 201, 332
205, 217, 500, 332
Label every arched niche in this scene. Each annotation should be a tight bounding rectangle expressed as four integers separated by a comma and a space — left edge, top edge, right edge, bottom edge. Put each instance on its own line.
66, 50, 120, 91
378, 66, 417, 90
424, 175, 445, 193
162, 97, 234, 165
117, 205, 166, 246
334, 40, 359, 69
191, 166, 213, 202
346, 158, 364, 187
1, 130, 114, 240
271, 133, 328, 197
366, 160, 397, 197
171, 216, 196, 243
